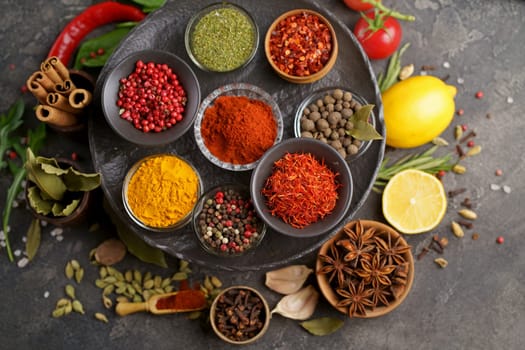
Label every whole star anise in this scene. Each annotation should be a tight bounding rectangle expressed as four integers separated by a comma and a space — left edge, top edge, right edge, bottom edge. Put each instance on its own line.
370, 284, 391, 308
336, 280, 374, 317
375, 232, 411, 265
356, 252, 396, 287
318, 241, 354, 288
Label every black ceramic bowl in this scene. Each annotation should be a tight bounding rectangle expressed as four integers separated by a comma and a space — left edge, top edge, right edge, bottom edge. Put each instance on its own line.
250, 138, 353, 238
294, 87, 377, 161
101, 49, 201, 146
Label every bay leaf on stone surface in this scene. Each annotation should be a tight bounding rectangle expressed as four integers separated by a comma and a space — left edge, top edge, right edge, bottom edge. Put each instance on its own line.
26, 218, 41, 261
300, 317, 344, 336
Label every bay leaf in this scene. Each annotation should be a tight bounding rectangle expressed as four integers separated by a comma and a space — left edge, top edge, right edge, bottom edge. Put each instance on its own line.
27, 186, 53, 215
25, 148, 66, 200
300, 317, 344, 336
38, 158, 68, 176
347, 104, 383, 141
51, 199, 80, 217
62, 167, 101, 192
26, 218, 41, 261
103, 199, 167, 268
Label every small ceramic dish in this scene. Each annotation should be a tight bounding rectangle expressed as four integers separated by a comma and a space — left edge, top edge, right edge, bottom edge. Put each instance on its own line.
250, 138, 353, 238
122, 154, 202, 232
25, 158, 93, 227
185, 2, 259, 72
294, 87, 378, 161
210, 286, 270, 345
192, 184, 267, 257
101, 49, 201, 146
194, 83, 284, 171
264, 9, 338, 84
316, 220, 414, 318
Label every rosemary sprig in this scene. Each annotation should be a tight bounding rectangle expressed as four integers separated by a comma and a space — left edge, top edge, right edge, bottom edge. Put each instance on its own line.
373, 145, 455, 193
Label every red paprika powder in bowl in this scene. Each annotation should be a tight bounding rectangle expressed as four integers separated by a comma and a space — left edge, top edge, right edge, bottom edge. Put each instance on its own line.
194, 83, 284, 171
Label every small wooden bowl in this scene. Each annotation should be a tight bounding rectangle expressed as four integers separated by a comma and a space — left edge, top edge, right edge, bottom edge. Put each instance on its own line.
264, 9, 338, 84
25, 158, 93, 227
210, 286, 270, 345
316, 220, 414, 318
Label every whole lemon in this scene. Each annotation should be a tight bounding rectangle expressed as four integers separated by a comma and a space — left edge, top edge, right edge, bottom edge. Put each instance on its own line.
383, 75, 457, 148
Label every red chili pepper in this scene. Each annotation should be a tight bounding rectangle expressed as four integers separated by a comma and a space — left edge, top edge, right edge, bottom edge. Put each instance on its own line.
47, 1, 146, 66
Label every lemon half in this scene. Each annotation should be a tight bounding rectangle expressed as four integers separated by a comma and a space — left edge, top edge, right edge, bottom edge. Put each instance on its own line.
382, 169, 447, 234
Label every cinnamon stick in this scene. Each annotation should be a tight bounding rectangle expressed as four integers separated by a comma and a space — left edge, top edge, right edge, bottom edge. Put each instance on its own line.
35, 104, 79, 127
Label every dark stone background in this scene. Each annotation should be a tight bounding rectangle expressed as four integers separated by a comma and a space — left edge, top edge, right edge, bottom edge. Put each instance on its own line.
1, 1, 523, 349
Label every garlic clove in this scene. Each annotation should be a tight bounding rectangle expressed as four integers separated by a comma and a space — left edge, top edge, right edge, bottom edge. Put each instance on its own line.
271, 285, 319, 320
265, 264, 313, 295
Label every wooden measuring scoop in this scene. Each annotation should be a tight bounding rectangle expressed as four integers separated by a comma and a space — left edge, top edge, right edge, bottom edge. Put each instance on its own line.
116, 289, 207, 316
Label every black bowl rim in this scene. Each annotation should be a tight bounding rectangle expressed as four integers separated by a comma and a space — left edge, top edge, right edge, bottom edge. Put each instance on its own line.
250, 138, 353, 238
101, 49, 201, 146
191, 183, 268, 257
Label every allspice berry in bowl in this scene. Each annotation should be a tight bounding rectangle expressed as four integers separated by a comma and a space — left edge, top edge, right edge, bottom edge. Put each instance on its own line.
265, 9, 338, 84
210, 286, 270, 345
294, 87, 382, 161
316, 220, 414, 318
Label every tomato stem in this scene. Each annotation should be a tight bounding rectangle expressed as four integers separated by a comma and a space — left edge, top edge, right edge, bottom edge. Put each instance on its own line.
362, 0, 415, 22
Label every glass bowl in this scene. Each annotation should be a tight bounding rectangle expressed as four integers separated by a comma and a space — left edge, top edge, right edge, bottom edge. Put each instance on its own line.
122, 154, 203, 232
250, 138, 353, 238
264, 9, 338, 84
294, 87, 378, 161
194, 83, 284, 171
184, 2, 259, 72
101, 49, 201, 146
192, 184, 267, 257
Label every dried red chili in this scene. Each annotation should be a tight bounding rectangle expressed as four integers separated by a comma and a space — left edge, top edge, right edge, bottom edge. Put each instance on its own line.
155, 290, 206, 311
268, 11, 333, 77
47, 1, 146, 65
262, 152, 340, 229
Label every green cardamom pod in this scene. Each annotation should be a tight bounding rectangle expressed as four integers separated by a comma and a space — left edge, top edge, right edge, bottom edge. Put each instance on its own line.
186, 311, 202, 320
144, 271, 152, 282
70, 259, 81, 271
142, 290, 151, 301
64, 300, 73, 314
161, 278, 171, 288
133, 270, 142, 284
52, 307, 65, 318
115, 286, 127, 294
103, 285, 115, 296
103, 276, 117, 284
127, 285, 136, 296
99, 266, 108, 279
132, 294, 143, 303
65, 262, 74, 279
56, 298, 70, 308
95, 312, 109, 323
102, 295, 113, 309
72, 300, 85, 314
132, 281, 142, 294
95, 279, 108, 289
171, 272, 188, 281
164, 285, 174, 293
65, 284, 76, 299
143, 279, 154, 290
210, 276, 223, 288
125, 270, 133, 282
75, 268, 84, 283
153, 276, 162, 289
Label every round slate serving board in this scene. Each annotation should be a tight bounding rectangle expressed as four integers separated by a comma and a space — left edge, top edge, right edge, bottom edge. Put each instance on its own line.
89, 0, 385, 271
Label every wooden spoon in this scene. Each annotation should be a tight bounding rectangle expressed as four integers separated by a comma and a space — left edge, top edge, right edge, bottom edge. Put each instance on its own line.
116, 289, 207, 316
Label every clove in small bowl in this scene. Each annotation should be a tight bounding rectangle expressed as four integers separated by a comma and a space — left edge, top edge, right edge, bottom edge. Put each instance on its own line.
209, 285, 270, 345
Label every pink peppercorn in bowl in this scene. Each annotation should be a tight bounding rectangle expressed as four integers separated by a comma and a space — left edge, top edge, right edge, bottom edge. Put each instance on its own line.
264, 9, 338, 84
101, 49, 201, 146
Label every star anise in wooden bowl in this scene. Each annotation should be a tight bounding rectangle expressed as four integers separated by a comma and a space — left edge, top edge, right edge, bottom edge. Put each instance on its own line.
316, 220, 414, 318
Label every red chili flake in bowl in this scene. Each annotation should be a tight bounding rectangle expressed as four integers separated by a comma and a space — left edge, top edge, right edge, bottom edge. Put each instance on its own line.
117, 60, 187, 133
268, 12, 333, 77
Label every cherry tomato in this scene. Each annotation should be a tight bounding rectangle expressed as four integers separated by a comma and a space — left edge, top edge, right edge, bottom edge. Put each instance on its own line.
353, 12, 402, 60
343, 0, 380, 12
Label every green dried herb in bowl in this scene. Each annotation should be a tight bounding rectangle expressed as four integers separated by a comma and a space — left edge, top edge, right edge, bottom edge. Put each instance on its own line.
185, 2, 259, 72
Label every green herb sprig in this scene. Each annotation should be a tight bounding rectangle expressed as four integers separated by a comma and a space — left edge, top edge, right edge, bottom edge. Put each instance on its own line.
1, 100, 46, 262
373, 145, 454, 193
377, 43, 410, 93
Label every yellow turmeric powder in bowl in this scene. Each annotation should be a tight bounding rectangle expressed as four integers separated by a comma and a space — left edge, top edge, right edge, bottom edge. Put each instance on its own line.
122, 154, 202, 231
